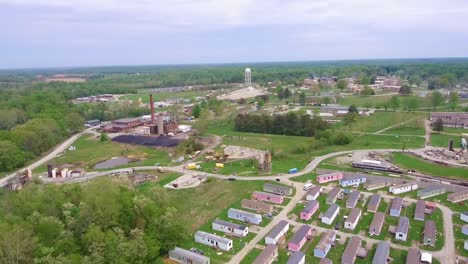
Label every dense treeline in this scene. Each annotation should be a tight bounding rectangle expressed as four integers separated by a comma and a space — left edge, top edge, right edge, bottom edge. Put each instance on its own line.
0, 178, 187, 263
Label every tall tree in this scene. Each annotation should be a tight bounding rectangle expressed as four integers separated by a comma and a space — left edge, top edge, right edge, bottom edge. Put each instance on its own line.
432, 117, 444, 133
389, 95, 400, 111
430, 91, 444, 110
298, 92, 306, 105
322, 97, 331, 106
65, 113, 85, 133
449, 92, 459, 111
336, 79, 347, 91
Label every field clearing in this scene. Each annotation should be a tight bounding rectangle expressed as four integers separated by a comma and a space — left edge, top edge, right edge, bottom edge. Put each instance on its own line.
336, 111, 426, 133
430, 133, 463, 147
33, 134, 171, 173
338, 95, 431, 109
391, 152, 467, 180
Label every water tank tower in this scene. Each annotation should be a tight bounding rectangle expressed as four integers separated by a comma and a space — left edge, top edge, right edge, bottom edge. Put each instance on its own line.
245, 68, 252, 87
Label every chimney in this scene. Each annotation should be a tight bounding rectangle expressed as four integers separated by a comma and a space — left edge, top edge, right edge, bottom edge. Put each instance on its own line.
158, 114, 164, 135
150, 94, 155, 123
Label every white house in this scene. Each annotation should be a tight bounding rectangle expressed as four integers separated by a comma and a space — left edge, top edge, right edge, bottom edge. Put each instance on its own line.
265, 220, 289, 245
395, 217, 409, 242
344, 208, 361, 230
212, 219, 248, 237
194, 231, 233, 251
465, 240, 468, 251
306, 185, 322, 201
461, 212, 468, 223
389, 182, 418, 195
321, 204, 340, 225
169, 247, 210, 264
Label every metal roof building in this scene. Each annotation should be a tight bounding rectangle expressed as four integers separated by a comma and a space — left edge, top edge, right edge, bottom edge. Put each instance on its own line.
414, 200, 426, 221
367, 193, 381, 212
346, 191, 360, 208
372, 241, 390, 264
342, 236, 362, 264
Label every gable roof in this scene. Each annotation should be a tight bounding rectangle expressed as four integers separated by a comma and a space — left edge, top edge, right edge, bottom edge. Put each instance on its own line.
323, 204, 340, 219
342, 236, 362, 263
290, 225, 312, 245
372, 241, 390, 264
266, 220, 289, 240
390, 197, 403, 211
213, 219, 247, 231
424, 220, 436, 240
303, 200, 319, 214
346, 208, 361, 223
396, 217, 409, 234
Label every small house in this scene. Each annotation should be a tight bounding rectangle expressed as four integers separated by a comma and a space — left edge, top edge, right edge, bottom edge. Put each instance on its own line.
462, 225, 468, 235
317, 171, 343, 184
288, 225, 312, 251
306, 185, 322, 201
448, 190, 468, 203
286, 251, 305, 264
367, 193, 381, 212
365, 180, 392, 191
228, 208, 262, 225
369, 212, 385, 236
300, 200, 319, 221
252, 191, 284, 204
461, 212, 468, 223
313, 230, 336, 258
253, 244, 278, 264
194, 231, 233, 251
389, 182, 418, 195
417, 186, 446, 199
465, 240, 468, 251
340, 176, 367, 187
342, 236, 362, 264
423, 220, 436, 247
395, 216, 409, 241
265, 220, 289, 245
322, 204, 340, 225
263, 183, 293, 196
414, 200, 426, 221
168, 247, 210, 264
326, 187, 342, 205
344, 208, 361, 230
372, 241, 390, 264
212, 219, 248, 237
320, 258, 333, 264
346, 191, 360, 208
241, 199, 274, 214
406, 248, 421, 264
390, 197, 404, 217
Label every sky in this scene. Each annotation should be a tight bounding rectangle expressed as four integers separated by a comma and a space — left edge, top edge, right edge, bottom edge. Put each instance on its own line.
1, 0, 468, 69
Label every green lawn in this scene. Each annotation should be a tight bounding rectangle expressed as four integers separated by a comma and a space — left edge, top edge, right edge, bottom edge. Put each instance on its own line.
430, 133, 463, 147
33, 134, 171, 173
443, 127, 468, 135
335, 111, 426, 133
392, 152, 468, 180
240, 248, 262, 264
453, 216, 468, 257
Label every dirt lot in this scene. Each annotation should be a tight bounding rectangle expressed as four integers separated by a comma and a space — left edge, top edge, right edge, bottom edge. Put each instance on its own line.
217, 87, 267, 100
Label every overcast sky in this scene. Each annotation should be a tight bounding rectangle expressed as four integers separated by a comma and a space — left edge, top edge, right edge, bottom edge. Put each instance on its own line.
2, 0, 468, 69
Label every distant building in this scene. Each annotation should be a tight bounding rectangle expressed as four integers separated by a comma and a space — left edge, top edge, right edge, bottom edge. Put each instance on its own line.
212, 219, 248, 237
342, 236, 362, 264
367, 193, 381, 212
369, 212, 385, 236
253, 244, 278, 264
346, 191, 360, 208
286, 251, 305, 264
288, 225, 312, 251
390, 197, 404, 217
265, 220, 289, 245
241, 199, 274, 214
344, 208, 362, 230
389, 182, 418, 195
317, 172, 343, 184
365, 180, 393, 191
395, 217, 409, 241
430, 112, 468, 129
423, 220, 437, 247
322, 204, 340, 225
252, 191, 284, 204
313, 230, 336, 258
300, 200, 319, 221
372, 241, 390, 264
340, 176, 367, 187
227, 208, 262, 225
168, 247, 210, 264
417, 186, 446, 199
448, 190, 468, 203
263, 183, 293, 196
306, 185, 322, 201
326, 187, 342, 204
194, 231, 233, 251
414, 200, 426, 221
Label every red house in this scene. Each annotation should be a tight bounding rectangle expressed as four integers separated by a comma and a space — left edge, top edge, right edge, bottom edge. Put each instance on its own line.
316, 172, 343, 184
288, 225, 312, 251
300, 200, 319, 221
252, 191, 284, 204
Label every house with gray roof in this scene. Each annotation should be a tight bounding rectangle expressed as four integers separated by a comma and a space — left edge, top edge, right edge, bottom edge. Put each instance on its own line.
346, 191, 360, 208
342, 236, 362, 264
194, 231, 233, 251
265, 220, 289, 245
212, 219, 248, 237
369, 212, 385, 236
367, 193, 381, 212
228, 208, 262, 224
395, 216, 409, 241
415, 200, 426, 221
169, 247, 210, 264
423, 220, 437, 247
344, 208, 361, 230
241, 199, 274, 214
461, 212, 468, 223
390, 197, 404, 217
462, 225, 468, 235
263, 183, 293, 196
365, 180, 392, 191
253, 244, 278, 264
448, 190, 468, 203
372, 241, 390, 264
327, 187, 342, 204
406, 248, 420, 264
417, 186, 446, 199
306, 185, 322, 201
322, 203, 340, 225
286, 251, 305, 264
288, 225, 312, 251
340, 175, 367, 187
314, 230, 336, 258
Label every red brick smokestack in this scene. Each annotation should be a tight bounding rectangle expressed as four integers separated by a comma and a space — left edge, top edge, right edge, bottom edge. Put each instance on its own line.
150, 94, 155, 123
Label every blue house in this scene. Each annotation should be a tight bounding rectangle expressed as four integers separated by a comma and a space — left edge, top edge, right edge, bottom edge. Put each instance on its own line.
340, 176, 367, 187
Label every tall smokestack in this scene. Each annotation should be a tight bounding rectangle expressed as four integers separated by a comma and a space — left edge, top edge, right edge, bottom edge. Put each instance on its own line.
158, 114, 164, 135
150, 94, 155, 124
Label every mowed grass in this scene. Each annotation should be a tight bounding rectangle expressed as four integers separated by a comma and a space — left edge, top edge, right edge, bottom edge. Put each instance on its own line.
336, 111, 426, 133
392, 152, 468, 180
430, 133, 463, 147
33, 134, 171, 173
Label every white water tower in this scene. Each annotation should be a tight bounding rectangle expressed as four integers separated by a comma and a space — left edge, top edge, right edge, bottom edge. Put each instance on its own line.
245, 68, 252, 87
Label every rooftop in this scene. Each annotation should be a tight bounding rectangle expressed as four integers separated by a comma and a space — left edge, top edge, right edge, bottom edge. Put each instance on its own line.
289, 225, 312, 245
213, 219, 247, 231
323, 203, 340, 219
266, 220, 289, 239
347, 208, 361, 223
396, 216, 409, 234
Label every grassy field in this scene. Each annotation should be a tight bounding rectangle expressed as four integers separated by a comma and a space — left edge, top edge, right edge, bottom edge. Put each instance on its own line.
392, 152, 468, 180
444, 127, 468, 135
430, 133, 463, 147
336, 111, 426, 133
338, 95, 431, 109
33, 134, 171, 173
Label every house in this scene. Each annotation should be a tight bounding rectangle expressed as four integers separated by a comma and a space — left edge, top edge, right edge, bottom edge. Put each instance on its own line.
346, 191, 360, 208
265, 220, 290, 245
228, 208, 262, 225
430, 112, 468, 128
417, 186, 446, 199
340, 176, 367, 187
344, 208, 362, 230
406, 248, 421, 264
168, 247, 210, 264
313, 230, 336, 258
365, 180, 393, 191
462, 212, 468, 223
465, 240, 468, 251
194, 231, 233, 251
372, 241, 390, 264
317, 172, 343, 184
395, 216, 409, 241
448, 190, 468, 203
369, 212, 385, 236
462, 225, 468, 235
322, 204, 340, 225
342, 236, 362, 264
253, 244, 278, 264
367, 193, 381, 212
423, 220, 437, 247
85, 119, 101, 127
300, 200, 319, 221
212, 219, 248, 237
320, 258, 333, 264
288, 225, 312, 252
389, 182, 418, 194
327, 187, 342, 204
286, 251, 305, 264
306, 185, 322, 201
390, 197, 404, 217
241, 199, 274, 214
252, 191, 284, 204
263, 183, 293, 196
414, 200, 426, 221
